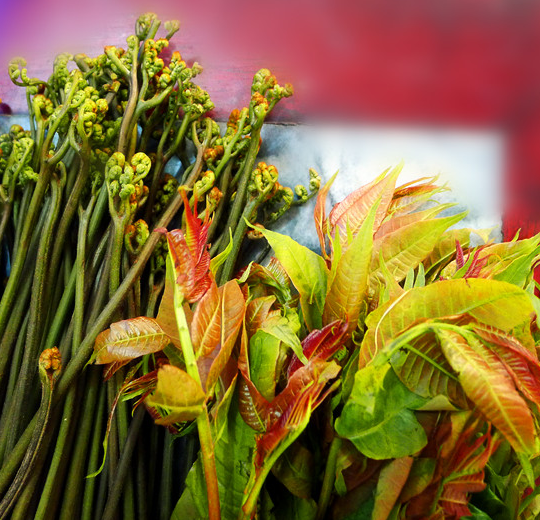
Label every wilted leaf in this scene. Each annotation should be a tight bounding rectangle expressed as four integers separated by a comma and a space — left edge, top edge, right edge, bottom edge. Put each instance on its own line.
145, 364, 205, 425
335, 364, 428, 459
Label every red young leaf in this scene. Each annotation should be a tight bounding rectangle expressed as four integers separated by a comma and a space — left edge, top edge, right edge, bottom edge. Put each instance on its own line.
254, 359, 341, 469
287, 320, 348, 377
439, 329, 536, 454
473, 325, 540, 407
166, 191, 211, 303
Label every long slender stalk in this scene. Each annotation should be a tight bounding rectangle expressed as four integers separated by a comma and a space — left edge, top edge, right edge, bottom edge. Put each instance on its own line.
159, 431, 174, 520
81, 381, 107, 520
174, 293, 221, 520
33, 386, 79, 520
0, 349, 58, 519
316, 436, 342, 520
101, 406, 145, 520
0, 175, 187, 501
7, 175, 63, 446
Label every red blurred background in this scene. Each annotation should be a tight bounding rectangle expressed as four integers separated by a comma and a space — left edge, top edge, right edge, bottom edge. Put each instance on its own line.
1, 0, 540, 239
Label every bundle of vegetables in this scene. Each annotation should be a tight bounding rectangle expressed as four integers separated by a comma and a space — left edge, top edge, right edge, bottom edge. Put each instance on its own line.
95, 163, 540, 519
0, 13, 318, 519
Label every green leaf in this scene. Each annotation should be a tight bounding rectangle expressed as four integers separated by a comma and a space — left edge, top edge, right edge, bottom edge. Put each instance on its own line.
272, 442, 315, 499
390, 330, 468, 408
258, 227, 329, 331
271, 494, 317, 520
335, 364, 428, 459
145, 365, 205, 425
261, 310, 307, 365
323, 200, 376, 335
249, 330, 281, 401
210, 227, 233, 274
173, 396, 256, 520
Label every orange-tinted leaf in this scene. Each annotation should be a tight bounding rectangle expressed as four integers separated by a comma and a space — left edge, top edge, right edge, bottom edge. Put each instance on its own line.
255, 359, 341, 469
144, 364, 205, 425
245, 296, 276, 338
375, 203, 453, 240
196, 279, 245, 394
94, 316, 172, 368
438, 329, 536, 454
372, 457, 413, 520
328, 163, 402, 244
388, 176, 447, 217
474, 325, 540, 406
314, 172, 338, 260
191, 279, 220, 357
370, 212, 466, 289
156, 255, 190, 347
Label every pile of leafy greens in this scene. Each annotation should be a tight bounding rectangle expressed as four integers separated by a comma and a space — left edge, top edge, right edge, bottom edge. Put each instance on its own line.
95, 164, 540, 520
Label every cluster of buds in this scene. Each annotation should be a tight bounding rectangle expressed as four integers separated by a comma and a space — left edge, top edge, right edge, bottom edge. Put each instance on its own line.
124, 219, 150, 255
0, 130, 36, 196
105, 151, 151, 218
250, 69, 293, 126
248, 162, 279, 204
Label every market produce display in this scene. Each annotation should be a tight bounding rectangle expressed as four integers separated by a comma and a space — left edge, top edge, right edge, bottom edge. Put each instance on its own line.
1, 11, 540, 520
